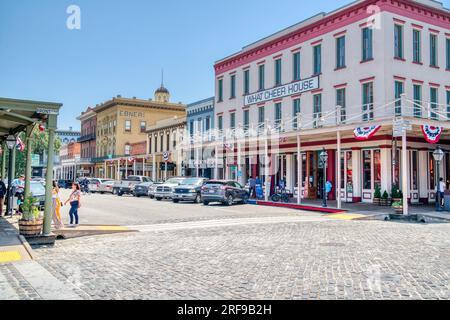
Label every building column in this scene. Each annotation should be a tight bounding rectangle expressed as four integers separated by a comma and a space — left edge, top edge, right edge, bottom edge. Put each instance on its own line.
418, 149, 428, 203
297, 134, 302, 204
286, 154, 293, 195
351, 148, 362, 202
6, 142, 16, 215
214, 144, 219, 179
1, 142, 6, 179
402, 131, 409, 215
380, 146, 392, 197
43, 127, 55, 236
117, 159, 120, 180
152, 155, 156, 181
336, 131, 342, 209
326, 149, 336, 200
24, 125, 34, 197
264, 134, 269, 201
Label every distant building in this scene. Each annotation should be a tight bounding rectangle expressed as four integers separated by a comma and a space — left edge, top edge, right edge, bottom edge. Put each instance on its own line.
56, 127, 80, 145
76, 107, 97, 176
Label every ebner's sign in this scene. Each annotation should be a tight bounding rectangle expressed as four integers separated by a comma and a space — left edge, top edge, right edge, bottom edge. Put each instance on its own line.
244, 75, 320, 106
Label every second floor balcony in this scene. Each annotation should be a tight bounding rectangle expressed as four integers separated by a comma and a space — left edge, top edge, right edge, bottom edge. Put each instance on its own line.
78, 133, 96, 143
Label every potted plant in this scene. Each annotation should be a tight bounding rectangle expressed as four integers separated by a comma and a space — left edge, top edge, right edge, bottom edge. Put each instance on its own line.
391, 185, 403, 203
381, 190, 390, 206
392, 199, 403, 214
18, 194, 43, 237
373, 185, 381, 205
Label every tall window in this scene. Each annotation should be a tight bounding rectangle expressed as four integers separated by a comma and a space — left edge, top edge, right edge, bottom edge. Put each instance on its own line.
446, 90, 450, 120
394, 24, 404, 59
413, 84, 422, 118
274, 102, 282, 127
313, 45, 322, 75
140, 121, 146, 133
336, 36, 346, 69
362, 82, 374, 121
230, 74, 236, 99
160, 135, 163, 152
205, 117, 211, 131
313, 94, 322, 128
230, 112, 236, 130
243, 69, 250, 95
166, 132, 170, 151
217, 115, 223, 130
362, 27, 373, 61
258, 64, 265, 91
430, 87, 438, 120
293, 98, 301, 129
258, 106, 265, 128
217, 79, 223, 102
125, 144, 131, 155
154, 135, 158, 153
362, 150, 371, 190
413, 29, 421, 63
125, 120, 131, 132
274, 59, 282, 86
189, 120, 194, 136
430, 34, 438, 67
394, 81, 404, 116
447, 38, 450, 70
293, 51, 301, 81
336, 88, 346, 122
243, 109, 249, 129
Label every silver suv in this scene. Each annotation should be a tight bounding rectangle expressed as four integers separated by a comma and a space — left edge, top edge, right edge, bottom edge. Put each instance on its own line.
154, 177, 185, 201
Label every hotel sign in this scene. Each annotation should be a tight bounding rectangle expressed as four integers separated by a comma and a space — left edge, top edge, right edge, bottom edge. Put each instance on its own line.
244, 75, 320, 106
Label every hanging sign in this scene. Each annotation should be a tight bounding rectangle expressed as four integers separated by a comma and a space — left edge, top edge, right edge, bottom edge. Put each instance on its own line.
421, 125, 443, 144
353, 125, 381, 141
224, 143, 234, 152
163, 152, 170, 162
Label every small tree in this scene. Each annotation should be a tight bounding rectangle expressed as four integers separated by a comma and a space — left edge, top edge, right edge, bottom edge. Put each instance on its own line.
374, 184, 381, 199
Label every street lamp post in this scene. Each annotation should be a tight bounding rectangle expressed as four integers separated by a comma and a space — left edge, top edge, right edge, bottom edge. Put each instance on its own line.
319, 148, 328, 208
5, 134, 16, 216
433, 147, 444, 212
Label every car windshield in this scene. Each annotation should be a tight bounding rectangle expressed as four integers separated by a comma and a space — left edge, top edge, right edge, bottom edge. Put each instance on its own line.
30, 182, 45, 195
180, 178, 204, 185
204, 181, 226, 185
165, 178, 183, 185
126, 176, 141, 182
139, 182, 153, 186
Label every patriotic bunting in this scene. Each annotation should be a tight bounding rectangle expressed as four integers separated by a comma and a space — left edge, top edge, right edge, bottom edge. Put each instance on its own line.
421, 125, 443, 144
353, 125, 381, 141
16, 137, 25, 152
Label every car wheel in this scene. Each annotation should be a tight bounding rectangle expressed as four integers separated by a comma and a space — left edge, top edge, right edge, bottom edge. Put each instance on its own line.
118, 191, 123, 197
172, 199, 179, 203
149, 195, 154, 199
226, 195, 234, 206
194, 194, 201, 204
156, 197, 162, 201
100, 192, 104, 194
203, 201, 209, 206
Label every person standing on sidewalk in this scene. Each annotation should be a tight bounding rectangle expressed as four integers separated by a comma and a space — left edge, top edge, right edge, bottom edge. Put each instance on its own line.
64, 182, 81, 227
0, 179, 6, 216
248, 176, 256, 198
51, 181, 64, 229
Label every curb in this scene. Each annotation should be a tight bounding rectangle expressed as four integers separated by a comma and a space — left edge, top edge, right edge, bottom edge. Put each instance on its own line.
18, 235, 35, 260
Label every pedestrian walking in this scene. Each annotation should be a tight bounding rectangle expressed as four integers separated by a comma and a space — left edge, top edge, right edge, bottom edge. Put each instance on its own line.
436, 177, 446, 207
52, 181, 64, 229
65, 182, 81, 227
248, 176, 256, 198
0, 178, 6, 216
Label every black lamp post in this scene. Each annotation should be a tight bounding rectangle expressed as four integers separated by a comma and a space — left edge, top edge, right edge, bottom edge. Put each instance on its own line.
433, 146, 444, 211
5, 134, 16, 216
319, 148, 328, 208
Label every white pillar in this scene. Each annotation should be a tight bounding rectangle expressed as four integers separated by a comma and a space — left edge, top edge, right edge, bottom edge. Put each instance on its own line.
133, 159, 137, 176
297, 134, 302, 204
264, 134, 269, 201
352, 149, 361, 202
152, 155, 156, 181
214, 144, 219, 179
380, 147, 392, 196
336, 130, 342, 209
418, 150, 428, 202
237, 137, 242, 185
104, 161, 107, 179
286, 154, 293, 194
402, 130, 409, 215
143, 157, 146, 177
117, 159, 120, 180
195, 147, 200, 177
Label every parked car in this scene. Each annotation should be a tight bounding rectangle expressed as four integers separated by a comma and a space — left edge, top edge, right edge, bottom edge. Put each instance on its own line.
201, 180, 249, 206
133, 181, 154, 197
113, 176, 152, 196
88, 178, 111, 193
172, 177, 208, 203
154, 177, 186, 201
148, 182, 163, 199
57, 179, 72, 189
4, 181, 45, 211
98, 180, 115, 194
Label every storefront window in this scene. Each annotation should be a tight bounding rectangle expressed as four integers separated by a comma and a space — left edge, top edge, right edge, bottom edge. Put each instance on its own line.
363, 150, 371, 189
340, 152, 345, 189
411, 151, 418, 190
374, 150, 381, 189
346, 152, 353, 192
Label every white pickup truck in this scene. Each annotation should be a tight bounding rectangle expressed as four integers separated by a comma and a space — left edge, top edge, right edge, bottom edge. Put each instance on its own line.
113, 176, 152, 196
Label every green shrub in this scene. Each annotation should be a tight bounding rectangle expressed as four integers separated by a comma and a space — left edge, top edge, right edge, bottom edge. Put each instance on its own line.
374, 185, 381, 198
382, 191, 389, 199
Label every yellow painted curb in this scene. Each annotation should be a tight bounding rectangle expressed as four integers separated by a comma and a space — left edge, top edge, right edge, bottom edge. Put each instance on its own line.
0, 251, 22, 263
327, 213, 366, 220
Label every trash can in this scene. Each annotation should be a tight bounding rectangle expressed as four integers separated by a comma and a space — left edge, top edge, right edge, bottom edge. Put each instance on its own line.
443, 191, 450, 211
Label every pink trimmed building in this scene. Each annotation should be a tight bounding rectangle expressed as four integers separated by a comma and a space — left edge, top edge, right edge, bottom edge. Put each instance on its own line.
208, 0, 450, 210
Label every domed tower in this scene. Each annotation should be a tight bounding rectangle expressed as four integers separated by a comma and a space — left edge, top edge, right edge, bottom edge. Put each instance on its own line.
154, 70, 170, 103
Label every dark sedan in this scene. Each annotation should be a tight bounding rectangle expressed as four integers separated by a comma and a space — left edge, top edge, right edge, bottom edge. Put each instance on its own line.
200, 180, 249, 206
172, 177, 208, 203
133, 182, 154, 197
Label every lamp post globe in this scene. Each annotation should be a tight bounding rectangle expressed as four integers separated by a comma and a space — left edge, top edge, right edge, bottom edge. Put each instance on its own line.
433, 147, 444, 212
6, 135, 16, 150
319, 148, 328, 208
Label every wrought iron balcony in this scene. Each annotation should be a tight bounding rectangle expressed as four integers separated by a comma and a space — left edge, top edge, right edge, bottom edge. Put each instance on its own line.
78, 133, 96, 143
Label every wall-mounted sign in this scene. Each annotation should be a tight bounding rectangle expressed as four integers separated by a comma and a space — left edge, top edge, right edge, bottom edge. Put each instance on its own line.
119, 111, 144, 118
244, 75, 320, 106
36, 108, 59, 115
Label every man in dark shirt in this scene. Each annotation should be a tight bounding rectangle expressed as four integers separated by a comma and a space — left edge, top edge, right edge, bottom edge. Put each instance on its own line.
0, 179, 6, 216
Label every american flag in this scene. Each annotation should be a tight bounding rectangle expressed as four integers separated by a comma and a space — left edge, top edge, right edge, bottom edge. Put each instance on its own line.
16, 137, 25, 152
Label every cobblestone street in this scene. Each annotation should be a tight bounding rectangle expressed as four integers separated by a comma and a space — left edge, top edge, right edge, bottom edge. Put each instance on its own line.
20, 192, 449, 300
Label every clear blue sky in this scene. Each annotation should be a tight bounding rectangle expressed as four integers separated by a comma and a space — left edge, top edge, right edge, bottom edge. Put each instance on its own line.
1, 0, 448, 130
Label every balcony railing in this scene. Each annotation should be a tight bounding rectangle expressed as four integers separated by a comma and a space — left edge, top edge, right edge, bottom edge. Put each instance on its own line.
78, 133, 96, 143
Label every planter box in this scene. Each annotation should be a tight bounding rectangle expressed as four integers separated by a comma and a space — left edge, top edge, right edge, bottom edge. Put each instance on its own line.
18, 219, 43, 237
393, 207, 403, 214
373, 198, 381, 205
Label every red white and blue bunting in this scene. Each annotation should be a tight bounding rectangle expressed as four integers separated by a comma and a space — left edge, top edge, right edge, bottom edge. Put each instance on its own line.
353, 125, 381, 141
16, 137, 25, 152
421, 125, 443, 144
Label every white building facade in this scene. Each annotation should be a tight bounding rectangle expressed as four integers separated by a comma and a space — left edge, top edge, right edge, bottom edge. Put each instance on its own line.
211, 0, 450, 209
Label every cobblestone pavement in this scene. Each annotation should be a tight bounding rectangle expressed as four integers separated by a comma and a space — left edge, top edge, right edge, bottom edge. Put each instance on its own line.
34, 217, 450, 300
